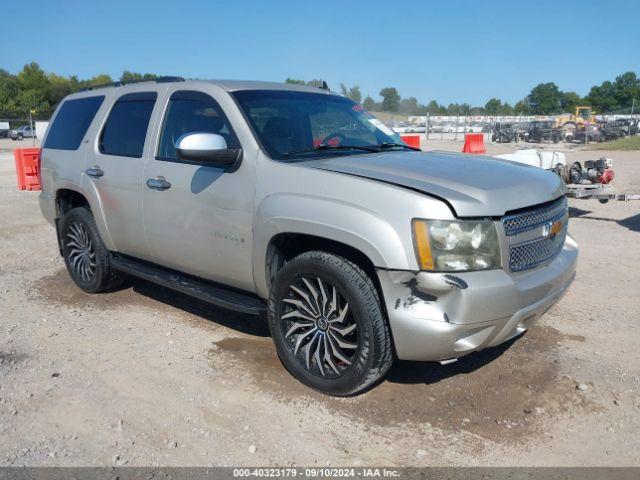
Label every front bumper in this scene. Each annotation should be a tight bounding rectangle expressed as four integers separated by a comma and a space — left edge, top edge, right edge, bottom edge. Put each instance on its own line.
377, 235, 578, 361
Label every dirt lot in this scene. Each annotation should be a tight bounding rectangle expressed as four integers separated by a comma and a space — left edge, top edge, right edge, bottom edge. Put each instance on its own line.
0, 137, 639, 466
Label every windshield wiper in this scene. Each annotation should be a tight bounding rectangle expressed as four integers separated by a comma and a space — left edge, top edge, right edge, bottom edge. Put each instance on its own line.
376, 142, 421, 151
283, 144, 381, 157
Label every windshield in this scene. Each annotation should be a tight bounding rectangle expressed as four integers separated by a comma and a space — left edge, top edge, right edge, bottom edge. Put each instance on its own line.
232, 90, 404, 161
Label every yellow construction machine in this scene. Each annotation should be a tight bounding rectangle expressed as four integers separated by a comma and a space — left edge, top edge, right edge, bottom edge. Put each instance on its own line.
555, 106, 597, 131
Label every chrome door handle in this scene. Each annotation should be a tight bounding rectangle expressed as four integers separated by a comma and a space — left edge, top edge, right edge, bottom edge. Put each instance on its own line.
85, 166, 104, 178
146, 176, 171, 191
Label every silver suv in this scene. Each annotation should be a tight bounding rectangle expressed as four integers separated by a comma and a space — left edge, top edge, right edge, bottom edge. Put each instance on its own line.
39, 77, 578, 395
10, 124, 36, 140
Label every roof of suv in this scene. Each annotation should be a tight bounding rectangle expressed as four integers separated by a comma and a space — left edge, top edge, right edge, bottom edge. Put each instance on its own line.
80, 78, 337, 95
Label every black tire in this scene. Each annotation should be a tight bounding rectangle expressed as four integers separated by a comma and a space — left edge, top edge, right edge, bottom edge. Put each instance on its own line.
268, 251, 393, 396
60, 207, 125, 293
17, 134, 23, 140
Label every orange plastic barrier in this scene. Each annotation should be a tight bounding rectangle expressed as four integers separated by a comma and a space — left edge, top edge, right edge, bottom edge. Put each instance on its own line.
462, 133, 486, 154
14, 148, 42, 191
400, 135, 421, 149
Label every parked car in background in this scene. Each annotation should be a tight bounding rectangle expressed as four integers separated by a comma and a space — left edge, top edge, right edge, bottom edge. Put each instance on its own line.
406, 123, 426, 133
598, 122, 625, 141
0, 121, 10, 138
466, 124, 484, 133
571, 124, 601, 143
443, 123, 466, 133
9, 124, 37, 140
613, 118, 638, 136
491, 122, 518, 143
391, 123, 413, 133
526, 121, 562, 143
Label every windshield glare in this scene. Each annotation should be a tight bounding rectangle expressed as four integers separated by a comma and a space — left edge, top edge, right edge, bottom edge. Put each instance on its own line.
232, 90, 403, 161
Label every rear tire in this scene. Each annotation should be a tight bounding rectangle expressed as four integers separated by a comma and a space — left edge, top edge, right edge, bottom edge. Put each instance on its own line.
268, 251, 393, 396
60, 207, 125, 293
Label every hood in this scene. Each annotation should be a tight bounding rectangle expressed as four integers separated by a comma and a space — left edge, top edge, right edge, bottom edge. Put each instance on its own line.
304, 150, 566, 217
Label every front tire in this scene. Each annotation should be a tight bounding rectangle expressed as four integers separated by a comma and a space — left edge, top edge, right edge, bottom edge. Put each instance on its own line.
60, 207, 125, 293
268, 251, 393, 396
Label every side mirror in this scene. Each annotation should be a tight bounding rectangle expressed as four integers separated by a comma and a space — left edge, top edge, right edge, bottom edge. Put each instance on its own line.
175, 133, 242, 170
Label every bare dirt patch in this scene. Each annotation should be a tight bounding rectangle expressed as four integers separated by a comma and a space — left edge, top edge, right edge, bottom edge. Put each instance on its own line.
29, 269, 269, 337
210, 324, 594, 442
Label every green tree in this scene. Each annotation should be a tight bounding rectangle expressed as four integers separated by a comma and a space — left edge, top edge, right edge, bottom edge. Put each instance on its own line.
285, 78, 305, 85
47, 73, 75, 107
424, 100, 445, 114
446, 103, 471, 115
16, 88, 49, 115
399, 96, 419, 115
379, 87, 400, 112
81, 74, 113, 88
501, 102, 514, 115
362, 95, 377, 111
0, 73, 20, 115
120, 71, 157, 82
513, 99, 529, 115
560, 91, 581, 113
484, 98, 502, 115
17, 62, 49, 91
347, 85, 361, 103
612, 72, 640, 111
586, 81, 617, 113
304, 79, 323, 88
527, 82, 563, 114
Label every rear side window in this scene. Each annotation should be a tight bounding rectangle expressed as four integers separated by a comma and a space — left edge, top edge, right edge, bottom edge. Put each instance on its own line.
100, 92, 157, 158
44, 96, 105, 150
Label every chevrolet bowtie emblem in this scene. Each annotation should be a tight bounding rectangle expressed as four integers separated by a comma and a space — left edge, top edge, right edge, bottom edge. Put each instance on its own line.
543, 219, 565, 239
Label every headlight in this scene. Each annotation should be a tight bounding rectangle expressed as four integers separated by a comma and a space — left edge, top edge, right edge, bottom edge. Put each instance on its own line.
412, 219, 501, 272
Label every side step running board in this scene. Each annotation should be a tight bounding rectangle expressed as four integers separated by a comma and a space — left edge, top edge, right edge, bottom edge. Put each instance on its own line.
111, 254, 267, 316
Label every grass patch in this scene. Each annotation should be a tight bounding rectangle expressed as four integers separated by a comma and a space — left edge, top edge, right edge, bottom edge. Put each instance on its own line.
589, 136, 640, 150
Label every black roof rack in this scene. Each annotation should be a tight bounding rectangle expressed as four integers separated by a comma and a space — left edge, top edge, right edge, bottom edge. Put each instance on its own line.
81, 76, 185, 91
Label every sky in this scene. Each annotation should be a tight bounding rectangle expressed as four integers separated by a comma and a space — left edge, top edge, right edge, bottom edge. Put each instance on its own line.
3, 0, 640, 106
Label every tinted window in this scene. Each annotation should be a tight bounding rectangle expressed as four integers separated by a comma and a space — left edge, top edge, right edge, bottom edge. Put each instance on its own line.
100, 92, 157, 158
233, 90, 401, 161
157, 90, 239, 160
44, 96, 104, 150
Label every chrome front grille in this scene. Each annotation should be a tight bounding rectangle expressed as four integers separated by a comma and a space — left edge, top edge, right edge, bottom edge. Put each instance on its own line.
503, 197, 567, 236
502, 197, 569, 272
509, 228, 567, 272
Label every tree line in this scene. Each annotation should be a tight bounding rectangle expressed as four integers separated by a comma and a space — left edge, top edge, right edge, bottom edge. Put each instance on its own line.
287, 73, 639, 117
0, 62, 638, 119
0, 62, 159, 118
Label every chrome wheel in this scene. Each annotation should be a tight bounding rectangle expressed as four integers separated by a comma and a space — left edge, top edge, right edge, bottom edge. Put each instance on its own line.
280, 276, 359, 378
66, 222, 96, 282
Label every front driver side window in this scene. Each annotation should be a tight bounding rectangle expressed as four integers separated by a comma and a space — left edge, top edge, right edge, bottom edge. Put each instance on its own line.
157, 90, 240, 161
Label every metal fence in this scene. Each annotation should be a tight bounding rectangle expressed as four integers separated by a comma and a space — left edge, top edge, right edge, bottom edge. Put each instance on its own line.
392, 113, 640, 144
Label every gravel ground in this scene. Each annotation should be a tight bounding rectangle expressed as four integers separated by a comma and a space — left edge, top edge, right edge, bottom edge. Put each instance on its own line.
0, 137, 639, 466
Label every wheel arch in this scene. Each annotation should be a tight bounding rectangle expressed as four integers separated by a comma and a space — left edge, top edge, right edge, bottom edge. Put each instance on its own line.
253, 194, 410, 299
54, 185, 116, 250
56, 188, 90, 217
264, 232, 384, 298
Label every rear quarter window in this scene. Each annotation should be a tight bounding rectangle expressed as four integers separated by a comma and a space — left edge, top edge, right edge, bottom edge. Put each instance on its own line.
100, 92, 157, 158
43, 96, 105, 150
